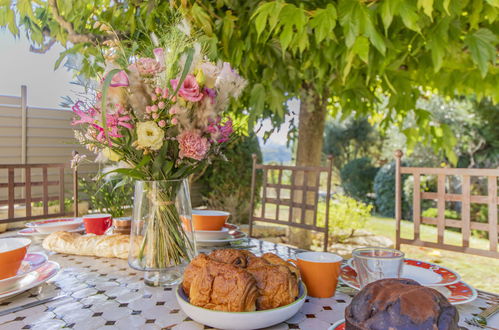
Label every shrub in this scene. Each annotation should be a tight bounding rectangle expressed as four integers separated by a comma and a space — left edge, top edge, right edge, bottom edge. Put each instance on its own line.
79, 173, 133, 217
317, 195, 373, 243
340, 157, 378, 203
403, 174, 438, 220
421, 208, 460, 219
373, 162, 410, 218
197, 134, 262, 224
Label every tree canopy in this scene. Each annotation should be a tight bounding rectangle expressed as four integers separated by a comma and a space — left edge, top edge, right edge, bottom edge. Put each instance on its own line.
1, 0, 498, 164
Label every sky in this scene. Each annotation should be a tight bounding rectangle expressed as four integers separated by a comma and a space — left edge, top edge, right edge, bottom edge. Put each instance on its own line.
0, 29, 293, 145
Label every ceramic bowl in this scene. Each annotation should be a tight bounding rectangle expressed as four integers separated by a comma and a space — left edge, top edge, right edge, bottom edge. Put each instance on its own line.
25, 218, 83, 234
176, 282, 307, 330
0, 238, 31, 280
192, 210, 230, 231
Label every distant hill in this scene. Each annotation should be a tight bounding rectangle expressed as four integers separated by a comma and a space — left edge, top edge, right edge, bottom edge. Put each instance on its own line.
259, 140, 293, 164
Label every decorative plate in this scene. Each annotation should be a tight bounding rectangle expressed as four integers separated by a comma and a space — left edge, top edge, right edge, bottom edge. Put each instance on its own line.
18, 225, 85, 236
25, 218, 83, 234
340, 264, 477, 305
0, 252, 47, 288
176, 281, 307, 330
0, 261, 60, 300
328, 319, 345, 330
346, 258, 460, 286
195, 230, 247, 246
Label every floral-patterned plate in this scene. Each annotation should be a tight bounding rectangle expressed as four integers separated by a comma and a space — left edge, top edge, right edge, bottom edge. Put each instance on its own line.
0, 261, 60, 300
328, 319, 345, 330
18, 225, 85, 237
346, 258, 460, 286
0, 252, 47, 289
340, 264, 477, 305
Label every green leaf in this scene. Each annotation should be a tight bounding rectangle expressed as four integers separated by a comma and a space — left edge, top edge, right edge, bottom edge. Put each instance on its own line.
191, 4, 213, 35
464, 28, 497, 77
102, 168, 145, 180
339, 0, 360, 47
417, 0, 434, 20
352, 36, 369, 63
250, 83, 266, 116
279, 25, 293, 52
443, 0, 451, 14
171, 47, 194, 97
16, 0, 34, 18
469, 0, 483, 29
252, 2, 273, 38
309, 4, 337, 44
398, 1, 421, 32
380, 0, 399, 33
486, 0, 499, 6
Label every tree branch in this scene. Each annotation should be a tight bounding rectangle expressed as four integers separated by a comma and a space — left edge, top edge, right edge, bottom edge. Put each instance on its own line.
29, 38, 56, 53
47, 0, 106, 44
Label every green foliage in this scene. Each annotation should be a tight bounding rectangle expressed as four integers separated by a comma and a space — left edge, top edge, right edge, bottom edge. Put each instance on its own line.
2, 0, 498, 162
176, 0, 499, 159
373, 162, 410, 218
323, 117, 381, 170
340, 157, 378, 203
197, 134, 262, 224
317, 195, 373, 243
422, 208, 460, 219
79, 174, 133, 218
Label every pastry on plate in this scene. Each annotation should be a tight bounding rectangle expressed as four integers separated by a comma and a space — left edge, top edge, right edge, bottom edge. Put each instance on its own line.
345, 278, 460, 330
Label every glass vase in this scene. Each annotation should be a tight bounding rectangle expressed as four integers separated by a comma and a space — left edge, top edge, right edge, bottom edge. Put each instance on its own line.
128, 179, 197, 286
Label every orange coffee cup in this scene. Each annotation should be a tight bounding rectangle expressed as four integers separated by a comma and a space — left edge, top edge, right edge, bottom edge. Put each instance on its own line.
289, 252, 342, 298
0, 238, 31, 280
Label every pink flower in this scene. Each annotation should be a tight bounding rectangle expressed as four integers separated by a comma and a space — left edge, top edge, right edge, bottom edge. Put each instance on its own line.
151, 95, 157, 102
153, 48, 165, 69
151, 105, 158, 112
177, 130, 210, 161
146, 106, 152, 113
158, 120, 166, 127
136, 58, 162, 76
162, 89, 169, 98
155, 87, 162, 95
206, 117, 233, 143
109, 70, 129, 87
152, 113, 159, 120
169, 106, 179, 115
171, 117, 178, 125
170, 74, 203, 102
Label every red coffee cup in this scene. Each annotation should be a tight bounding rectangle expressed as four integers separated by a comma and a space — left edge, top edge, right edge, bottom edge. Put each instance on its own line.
83, 214, 112, 235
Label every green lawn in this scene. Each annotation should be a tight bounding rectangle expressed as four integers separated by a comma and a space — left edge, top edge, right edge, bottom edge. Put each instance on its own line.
365, 216, 499, 294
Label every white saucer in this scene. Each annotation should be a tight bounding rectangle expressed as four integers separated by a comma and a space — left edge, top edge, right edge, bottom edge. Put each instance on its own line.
0, 261, 60, 300
196, 230, 247, 246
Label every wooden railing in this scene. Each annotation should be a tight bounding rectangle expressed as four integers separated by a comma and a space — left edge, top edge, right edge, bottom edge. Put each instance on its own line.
395, 150, 499, 258
0, 163, 78, 224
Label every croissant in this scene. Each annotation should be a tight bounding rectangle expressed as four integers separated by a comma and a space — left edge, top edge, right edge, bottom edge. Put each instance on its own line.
261, 252, 300, 279
186, 254, 259, 312
42, 232, 130, 259
208, 249, 254, 267
246, 263, 299, 310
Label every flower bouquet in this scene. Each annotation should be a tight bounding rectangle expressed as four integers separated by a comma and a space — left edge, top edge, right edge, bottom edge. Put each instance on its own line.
71, 23, 246, 285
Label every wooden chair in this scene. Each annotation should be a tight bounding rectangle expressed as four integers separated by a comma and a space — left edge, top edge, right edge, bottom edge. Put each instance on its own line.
394, 150, 499, 258
0, 161, 79, 225
248, 154, 334, 251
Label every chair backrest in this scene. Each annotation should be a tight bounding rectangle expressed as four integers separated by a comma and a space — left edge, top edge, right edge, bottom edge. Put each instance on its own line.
248, 154, 334, 251
394, 150, 499, 258
0, 163, 78, 225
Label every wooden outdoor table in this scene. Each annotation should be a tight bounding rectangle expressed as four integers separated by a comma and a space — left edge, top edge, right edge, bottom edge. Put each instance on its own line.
0, 232, 497, 330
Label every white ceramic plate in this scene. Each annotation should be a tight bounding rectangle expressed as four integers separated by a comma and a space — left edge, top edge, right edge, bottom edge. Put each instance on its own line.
195, 230, 247, 246
176, 281, 307, 330
0, 261, 60, 300
0, 252, 47, 289
25, 218, 83, 234
18, 225, 85, 237
340, 264, 477, 305
346, 258, 460, 286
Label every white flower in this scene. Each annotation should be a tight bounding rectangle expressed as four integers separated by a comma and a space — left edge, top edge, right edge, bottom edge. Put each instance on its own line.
199, 62, 219, 89
215, 62, 247, 99
136, 121, 164, 150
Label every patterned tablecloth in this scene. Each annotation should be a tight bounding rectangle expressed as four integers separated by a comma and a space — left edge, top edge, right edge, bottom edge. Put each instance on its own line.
0, 234, 497, 330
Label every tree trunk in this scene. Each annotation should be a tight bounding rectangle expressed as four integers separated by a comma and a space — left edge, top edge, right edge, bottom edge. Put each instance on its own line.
288, 85, 328, 250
